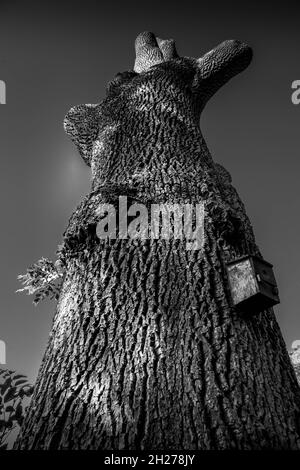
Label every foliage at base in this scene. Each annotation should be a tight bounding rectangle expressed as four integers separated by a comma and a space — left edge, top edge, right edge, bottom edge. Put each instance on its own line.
0, 369, 34, 450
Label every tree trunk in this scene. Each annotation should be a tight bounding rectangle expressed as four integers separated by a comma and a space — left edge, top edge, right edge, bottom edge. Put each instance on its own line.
15, 32, 300, 450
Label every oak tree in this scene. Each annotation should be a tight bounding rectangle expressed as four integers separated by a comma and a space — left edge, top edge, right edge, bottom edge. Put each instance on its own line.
15, 32, 300, 450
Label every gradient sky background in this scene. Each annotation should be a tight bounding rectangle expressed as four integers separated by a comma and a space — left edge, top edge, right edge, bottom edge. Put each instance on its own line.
0, 0, 300, 383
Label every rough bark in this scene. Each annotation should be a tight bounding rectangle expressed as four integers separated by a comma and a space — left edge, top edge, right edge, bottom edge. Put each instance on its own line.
15, 32, 300, 450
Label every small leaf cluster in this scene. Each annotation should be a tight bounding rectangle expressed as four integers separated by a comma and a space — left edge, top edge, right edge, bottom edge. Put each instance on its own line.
16, 257, 64, 305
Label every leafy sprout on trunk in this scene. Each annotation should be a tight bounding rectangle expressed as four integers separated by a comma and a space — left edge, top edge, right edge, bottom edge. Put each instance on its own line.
16, 257, 65, 305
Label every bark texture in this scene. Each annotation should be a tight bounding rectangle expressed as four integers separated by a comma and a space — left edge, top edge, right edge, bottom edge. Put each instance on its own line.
15, 32, 300, 450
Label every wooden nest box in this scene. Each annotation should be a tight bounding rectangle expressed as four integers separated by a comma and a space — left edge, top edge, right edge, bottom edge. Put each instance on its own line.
226, 255, 280, 314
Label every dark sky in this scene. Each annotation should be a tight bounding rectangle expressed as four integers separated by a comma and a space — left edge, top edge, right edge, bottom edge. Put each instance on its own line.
0, 0, 300, 382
